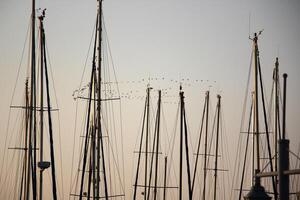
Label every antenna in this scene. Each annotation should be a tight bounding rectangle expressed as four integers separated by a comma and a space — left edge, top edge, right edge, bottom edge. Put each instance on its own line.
248, 12, 251, 39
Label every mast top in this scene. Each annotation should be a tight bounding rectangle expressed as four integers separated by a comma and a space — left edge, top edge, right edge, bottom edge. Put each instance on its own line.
38, 9, 46, 21
249, 29, 264, 41
275, 57, 279, 67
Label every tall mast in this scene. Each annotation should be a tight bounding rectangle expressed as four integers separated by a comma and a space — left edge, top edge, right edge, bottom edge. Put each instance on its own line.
144, 86, 150, 200
28, 0, 37, 198
202, 91, 209, 200
279, 73, 289, 200
254, 33, 278, 198
179, 86, 192, 200
24, 79, 30, 200
273, 57, 280, 197
153, 90, 161, 200
191, 93, 207, 195
39, 12, 44, 200
274, 57, 280, 170
97, 0, 109, 199
213, 95, 221, 200
42, 11, 58, 199
132, 88, 149, 200
245, 32, 278, 199
183, 91, 192, 200
179, 88, 183, 200
253, 33, 260, 172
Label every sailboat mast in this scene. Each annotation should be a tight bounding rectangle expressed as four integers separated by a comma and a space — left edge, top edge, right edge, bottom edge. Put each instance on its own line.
153, 90, 161, 200
22, 80, 30, 200
28, 0, 37, 198
183, 92, 192, 200
42, 13, 58, 199
179, 89, 183, 200
274, 57, 279, 171
39, 13, 44, 200
97, 0, 109, 199
202, 91, 209, 200
144, 86, 150, 200
132, 88, 149, 200
213, 95, 221, 200
253, 33, 260, 172
273, 57, 280, 197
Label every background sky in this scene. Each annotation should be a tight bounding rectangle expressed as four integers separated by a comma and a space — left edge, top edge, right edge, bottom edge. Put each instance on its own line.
0, 0, 300, 199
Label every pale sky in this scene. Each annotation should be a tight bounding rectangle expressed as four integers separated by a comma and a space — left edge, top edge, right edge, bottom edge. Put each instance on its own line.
0, 0, 300, 199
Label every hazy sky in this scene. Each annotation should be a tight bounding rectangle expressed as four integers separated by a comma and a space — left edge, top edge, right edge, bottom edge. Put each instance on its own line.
0, 0, 300, 199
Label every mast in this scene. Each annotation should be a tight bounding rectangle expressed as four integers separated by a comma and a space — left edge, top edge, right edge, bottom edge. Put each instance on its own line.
163, 156, 167, 200
179, 88, 183, 200
153, 90, 161, 200
272, 57, 281, 199
96, 0, 110, 199
191, 93, 207, 195
179, 86, 192, 200
20, 80, 30, 200
273, 57, 280, 183
183, 92, 192, 200
279, 73, 289, 200
256, 34, 278, 198
253, 33, 260, 172
244, 32, 277, 199
38, 12, 44, 200
42, 11, 58, 199
132, 88, 149, 200
213, 95, 221, 200
28, 0, 37, 198
144, 86, 150, 200
145, 90, 161, 200
202, 91, 209, 200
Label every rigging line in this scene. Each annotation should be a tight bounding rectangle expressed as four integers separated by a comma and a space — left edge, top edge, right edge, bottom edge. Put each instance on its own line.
238, 99, 253, 200
0, 103, 24, 191
103, 42, 122, 196
3, 126, 22, 197
205, 100, 219, 197
68, 16, 97, 200
102, 20, 125, 190
71, 101, 88, 189
166, 100, 180, 186
105, 138, 126, 194
230, 47, 254, 198
257, 55, 278, 199
45, 32, 64, 200
192, 96, 207, 193
220, 108, 232, 189
8, 112, 24, 199
132, 93, 147, 200
146, 95, 160, 200
99, 109, 126, 193
0, 20, 31, 188
160, 102, 178, 200
78, 25, 97, 199
43, 27, 58, 199
241, 48, 254, 133
102, 34, 114, 195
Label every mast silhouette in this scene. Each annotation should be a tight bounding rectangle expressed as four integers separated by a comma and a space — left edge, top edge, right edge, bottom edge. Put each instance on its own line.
179, 87, 192, 200
132, 87, 150, 200
76, 1, 125, 199
28, 0, 37, 198
13, 3, 58, 199
252, 32, 278, 198
213, 95, 221, 200
202, 91, 209, 200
